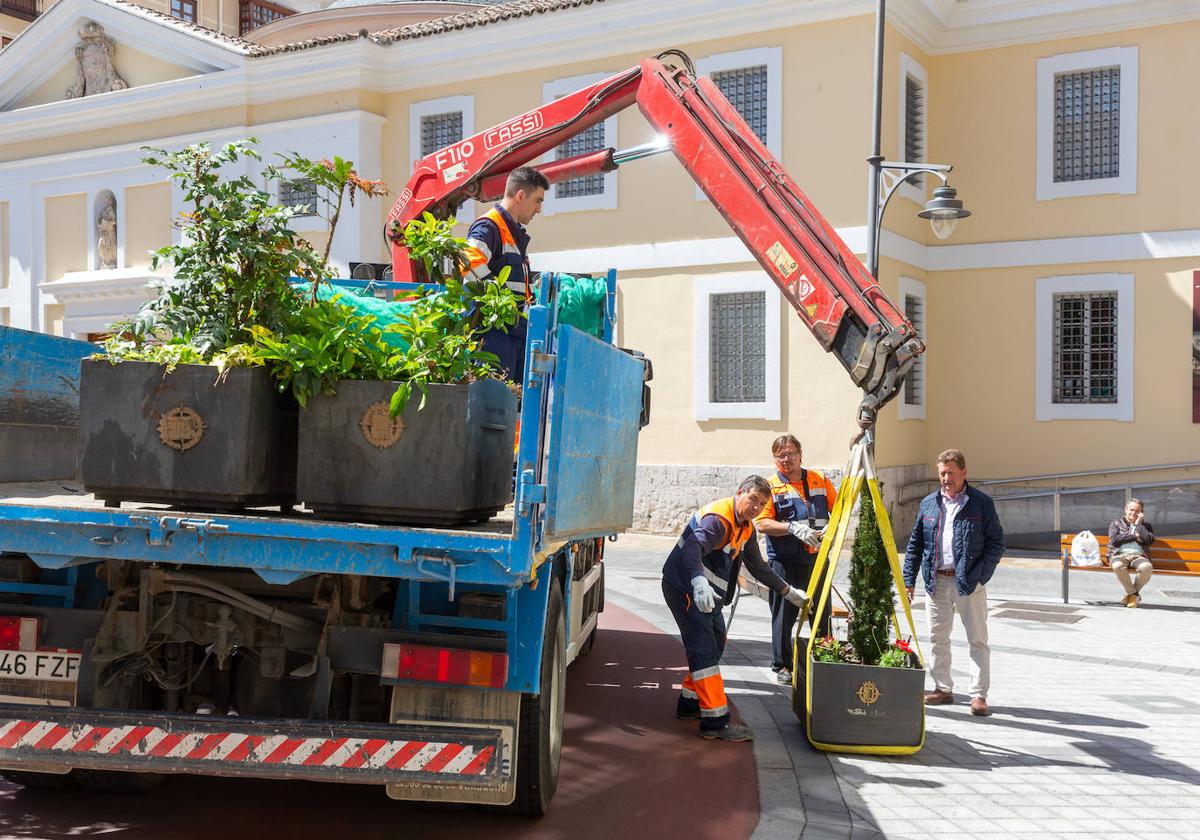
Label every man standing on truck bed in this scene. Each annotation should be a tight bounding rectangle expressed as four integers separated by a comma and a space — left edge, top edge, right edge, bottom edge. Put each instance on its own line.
462, 165, 549, 379
662, 475, 809, 742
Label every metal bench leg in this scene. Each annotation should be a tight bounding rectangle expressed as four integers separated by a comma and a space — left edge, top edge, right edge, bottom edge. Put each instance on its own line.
1062, 549, 1069, 604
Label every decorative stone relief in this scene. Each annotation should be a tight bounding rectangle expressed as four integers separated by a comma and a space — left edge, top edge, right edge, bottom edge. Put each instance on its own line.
96, 193, 117, 270
65, 22, 129, 99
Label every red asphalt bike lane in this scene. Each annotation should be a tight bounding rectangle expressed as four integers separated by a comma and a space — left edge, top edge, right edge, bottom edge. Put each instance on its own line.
0, 603, 760, 840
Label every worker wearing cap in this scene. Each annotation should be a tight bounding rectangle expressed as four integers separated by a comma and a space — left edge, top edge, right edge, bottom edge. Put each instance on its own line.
661, 475, 809, 742
462, 165, 548, 380
755, 434, 838, 686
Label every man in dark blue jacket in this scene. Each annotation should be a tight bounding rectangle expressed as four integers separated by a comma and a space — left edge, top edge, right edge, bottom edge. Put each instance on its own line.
903, 449, 1004, 717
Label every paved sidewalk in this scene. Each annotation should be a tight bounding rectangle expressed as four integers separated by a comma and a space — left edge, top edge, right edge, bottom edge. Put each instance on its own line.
604, 533, 1200, 840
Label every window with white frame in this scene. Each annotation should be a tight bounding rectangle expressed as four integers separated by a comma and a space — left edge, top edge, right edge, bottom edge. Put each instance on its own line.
695, 48, 782, 200
898, 53, 928, 204
1037, 47, 1138, 200
694, 273, 780, 421
898, 276, 926, 420
1035, 273, 1134, 421
410, 95, 475, 223
542, 75, 617, 213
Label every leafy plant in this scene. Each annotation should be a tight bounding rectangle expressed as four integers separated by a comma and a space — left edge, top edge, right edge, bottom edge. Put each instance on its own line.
275, 154, 388, 304
877, 638, 917, 669
813, 635, 853, 664
129, 140, 327, 357
403, 212, 471, 287
847, 486, 894, 666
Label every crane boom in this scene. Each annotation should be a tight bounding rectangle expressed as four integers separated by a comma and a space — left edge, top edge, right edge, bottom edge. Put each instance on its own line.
386, 52, 924, 428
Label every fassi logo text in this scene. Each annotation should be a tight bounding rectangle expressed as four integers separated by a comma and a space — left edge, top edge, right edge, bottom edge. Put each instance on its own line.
484, 113, 544, 151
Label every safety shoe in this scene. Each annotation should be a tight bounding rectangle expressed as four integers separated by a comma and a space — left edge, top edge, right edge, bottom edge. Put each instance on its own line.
699, 723, 754, 742
775, 669, 793, 686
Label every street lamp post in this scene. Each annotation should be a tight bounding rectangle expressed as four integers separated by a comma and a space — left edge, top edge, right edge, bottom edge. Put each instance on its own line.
864, 0, 971, 280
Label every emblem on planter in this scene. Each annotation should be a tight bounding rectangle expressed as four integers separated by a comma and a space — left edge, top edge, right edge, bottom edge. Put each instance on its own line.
157, 405, 206, 452
360, 402, 405, 449
856, 680, 881, 706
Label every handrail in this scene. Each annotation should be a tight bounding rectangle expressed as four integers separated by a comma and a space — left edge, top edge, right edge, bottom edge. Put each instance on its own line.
990, 477, 1200, 502
977, 460, 1200, 487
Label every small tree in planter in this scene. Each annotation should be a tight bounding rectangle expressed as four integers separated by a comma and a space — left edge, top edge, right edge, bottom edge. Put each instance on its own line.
251, 213, 524, 525
798, 480, 924, 753
79, 141, 389, 510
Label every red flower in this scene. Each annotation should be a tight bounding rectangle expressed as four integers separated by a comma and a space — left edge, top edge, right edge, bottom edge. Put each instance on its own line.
893, 638, 913, 653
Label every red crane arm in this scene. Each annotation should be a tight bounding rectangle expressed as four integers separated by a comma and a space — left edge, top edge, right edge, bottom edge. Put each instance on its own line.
385, 54, 924, 427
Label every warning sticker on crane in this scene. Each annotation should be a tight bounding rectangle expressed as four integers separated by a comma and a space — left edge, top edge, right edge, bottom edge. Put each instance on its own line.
766, 242, 799, 281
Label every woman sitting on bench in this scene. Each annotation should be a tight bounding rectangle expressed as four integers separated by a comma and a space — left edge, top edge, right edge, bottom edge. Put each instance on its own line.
1108, 499, 1155, 608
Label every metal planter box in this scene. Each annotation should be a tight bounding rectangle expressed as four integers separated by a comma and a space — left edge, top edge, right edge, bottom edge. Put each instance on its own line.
800, 654, 925, 753
78, 360, 298, 508
297, 379, 517, 525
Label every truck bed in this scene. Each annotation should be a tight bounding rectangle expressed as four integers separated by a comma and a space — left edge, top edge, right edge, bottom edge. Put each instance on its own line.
0, 481, 515, 537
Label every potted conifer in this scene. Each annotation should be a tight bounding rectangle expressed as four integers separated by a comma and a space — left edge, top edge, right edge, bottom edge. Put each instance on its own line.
793, 484, 925, 752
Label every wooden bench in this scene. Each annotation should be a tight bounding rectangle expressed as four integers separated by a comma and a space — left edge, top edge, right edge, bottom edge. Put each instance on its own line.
1060, 533, 1200, 603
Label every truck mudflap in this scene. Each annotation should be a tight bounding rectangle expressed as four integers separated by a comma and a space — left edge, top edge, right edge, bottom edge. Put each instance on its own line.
0, 706, 504, 787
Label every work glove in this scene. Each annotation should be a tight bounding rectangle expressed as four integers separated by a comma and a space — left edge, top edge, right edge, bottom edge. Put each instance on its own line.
787, 520, 823, 548
690, 576, 716, 613
782, 586, 809, 609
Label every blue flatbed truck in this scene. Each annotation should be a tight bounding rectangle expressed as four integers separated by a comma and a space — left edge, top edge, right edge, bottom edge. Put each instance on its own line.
0, 271, 647, 815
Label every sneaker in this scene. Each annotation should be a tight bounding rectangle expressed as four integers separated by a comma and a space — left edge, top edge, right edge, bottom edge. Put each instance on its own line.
699, 723, 754, 742
776, 669, 793, 686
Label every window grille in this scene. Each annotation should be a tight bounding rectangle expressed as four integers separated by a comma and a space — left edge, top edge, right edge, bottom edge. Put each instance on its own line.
903, 293, 924, 406
280, 179, 318, 216
170, 0, 196, 22
1054, 67, 1120, 182
420, 112, 463, 159
553, 121, 605, 199
709, 291, 766, 403
711, 65, 769, 145
1053, 291, 1118, 403
904, 74, 925, 163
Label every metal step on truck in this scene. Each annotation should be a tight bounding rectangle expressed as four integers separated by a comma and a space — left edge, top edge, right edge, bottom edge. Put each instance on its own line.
0, 270, 648, 816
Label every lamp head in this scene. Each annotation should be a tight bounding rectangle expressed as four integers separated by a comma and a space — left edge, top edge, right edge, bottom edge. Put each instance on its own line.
918, 184, 971, 240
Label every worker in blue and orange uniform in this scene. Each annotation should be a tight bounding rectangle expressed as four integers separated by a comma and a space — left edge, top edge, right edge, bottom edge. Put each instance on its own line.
662, 475, 809, 742
461, 165, 549, 380
754, 434, 839, 686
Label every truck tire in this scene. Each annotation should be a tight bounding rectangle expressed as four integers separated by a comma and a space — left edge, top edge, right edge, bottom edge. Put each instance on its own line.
0, 770, 74, 789
73, 770, 164, 794
512, 584, 566, 816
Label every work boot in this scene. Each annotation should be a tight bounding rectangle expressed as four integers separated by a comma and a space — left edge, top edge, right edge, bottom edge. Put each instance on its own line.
700, 723, 754, 742
924, 689, 954, 705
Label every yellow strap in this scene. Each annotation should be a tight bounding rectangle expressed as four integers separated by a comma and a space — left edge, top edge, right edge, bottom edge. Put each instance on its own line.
798, 443, 927, 753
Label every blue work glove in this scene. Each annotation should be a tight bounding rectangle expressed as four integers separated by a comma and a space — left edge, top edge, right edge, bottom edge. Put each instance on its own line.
690, 576, 716, 613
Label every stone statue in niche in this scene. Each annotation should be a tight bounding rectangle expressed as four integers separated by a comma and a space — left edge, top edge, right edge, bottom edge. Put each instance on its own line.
65, 22, 129, 99
96, 194, 118, 270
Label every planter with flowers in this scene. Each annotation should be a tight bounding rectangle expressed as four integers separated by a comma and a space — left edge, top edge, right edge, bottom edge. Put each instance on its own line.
792, 477, 925, 754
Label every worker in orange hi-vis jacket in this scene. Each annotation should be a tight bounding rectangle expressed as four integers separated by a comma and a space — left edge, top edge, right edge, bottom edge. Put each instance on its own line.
461, 166, 548, 381
661, 475, 808, 742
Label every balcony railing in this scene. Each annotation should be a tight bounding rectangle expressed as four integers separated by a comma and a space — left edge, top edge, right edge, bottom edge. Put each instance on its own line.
0, 0, 41, 21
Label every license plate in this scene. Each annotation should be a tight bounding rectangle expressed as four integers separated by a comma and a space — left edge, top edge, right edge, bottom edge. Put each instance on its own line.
0, 651, 81, 683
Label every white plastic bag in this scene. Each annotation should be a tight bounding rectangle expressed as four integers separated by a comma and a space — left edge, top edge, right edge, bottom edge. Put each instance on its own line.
1070, 530, 1102, 567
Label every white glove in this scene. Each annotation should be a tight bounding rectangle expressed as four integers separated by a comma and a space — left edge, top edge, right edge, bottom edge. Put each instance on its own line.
690, 576, 716, 613
783, 586, 809, 609
787, 520, 823, 548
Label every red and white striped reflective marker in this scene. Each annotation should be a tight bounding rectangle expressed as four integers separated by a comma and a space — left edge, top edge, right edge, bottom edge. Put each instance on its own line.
0, 720, 495, 776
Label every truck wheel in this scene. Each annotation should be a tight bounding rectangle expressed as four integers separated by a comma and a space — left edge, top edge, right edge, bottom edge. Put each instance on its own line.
512, 584, 566, 816
0, 770, 74, 789
74, 770, 164, 794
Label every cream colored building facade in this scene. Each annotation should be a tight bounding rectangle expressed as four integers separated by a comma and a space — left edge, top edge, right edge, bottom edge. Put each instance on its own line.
1, 0, 1197, 536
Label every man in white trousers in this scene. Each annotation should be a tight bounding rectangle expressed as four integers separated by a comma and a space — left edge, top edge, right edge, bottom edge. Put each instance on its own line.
903, 449, 1005, 716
